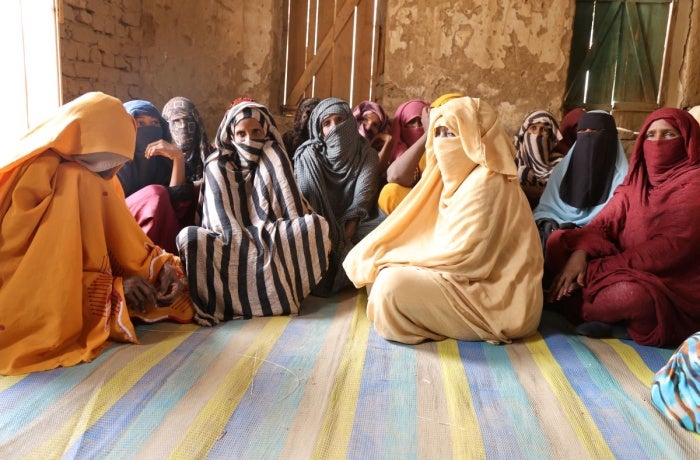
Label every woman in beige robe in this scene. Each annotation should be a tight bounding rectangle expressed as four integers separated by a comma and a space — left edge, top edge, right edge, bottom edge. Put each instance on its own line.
343, 96, 543, 344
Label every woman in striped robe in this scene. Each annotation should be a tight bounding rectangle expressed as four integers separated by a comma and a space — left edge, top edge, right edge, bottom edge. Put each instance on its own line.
176, 101, 331, 325
514, 110, 564, 208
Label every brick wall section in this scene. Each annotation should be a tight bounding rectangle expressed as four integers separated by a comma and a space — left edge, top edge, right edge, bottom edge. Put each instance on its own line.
60, 0, 143, 104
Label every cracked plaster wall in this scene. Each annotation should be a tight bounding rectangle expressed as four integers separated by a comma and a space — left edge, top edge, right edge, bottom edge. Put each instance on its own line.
382, 0, 575, 135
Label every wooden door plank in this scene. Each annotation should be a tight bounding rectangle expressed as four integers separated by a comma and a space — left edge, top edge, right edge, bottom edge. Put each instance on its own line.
350, 0, 375, 107
287, 0, 361, 105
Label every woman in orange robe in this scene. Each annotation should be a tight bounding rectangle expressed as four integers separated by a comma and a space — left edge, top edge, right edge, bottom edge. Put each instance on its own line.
0, 92, 193, 375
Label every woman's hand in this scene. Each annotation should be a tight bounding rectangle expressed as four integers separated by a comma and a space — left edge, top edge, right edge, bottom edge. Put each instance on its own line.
123, 275, 157, 312
548, 249, 588, 302
155, 262, 184, 305
145, 139, 184, 162
145, 139, 187, 186
123, 263, 184, 311
421, 106, 430, 130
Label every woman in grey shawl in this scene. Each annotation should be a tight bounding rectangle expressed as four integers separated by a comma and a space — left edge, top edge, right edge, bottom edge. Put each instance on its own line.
176, 101, 331, 325
294, 98, 383, 296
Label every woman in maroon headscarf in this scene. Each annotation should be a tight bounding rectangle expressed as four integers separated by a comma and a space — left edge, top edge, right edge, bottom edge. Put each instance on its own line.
546, 108, 700, 347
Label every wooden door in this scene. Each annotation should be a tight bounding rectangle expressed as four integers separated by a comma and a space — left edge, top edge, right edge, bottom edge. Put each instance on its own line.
282, 0, 385, 115
564, 0, 676, 129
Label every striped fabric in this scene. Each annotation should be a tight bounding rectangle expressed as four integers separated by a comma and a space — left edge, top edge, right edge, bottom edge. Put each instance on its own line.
1, 291, 697, 458
176, 101, 331, 324
514, 110, 564, 186
651, 331, 700, 432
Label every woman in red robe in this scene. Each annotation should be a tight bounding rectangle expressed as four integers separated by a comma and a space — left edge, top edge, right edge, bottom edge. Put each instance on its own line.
546, 107, 700, 347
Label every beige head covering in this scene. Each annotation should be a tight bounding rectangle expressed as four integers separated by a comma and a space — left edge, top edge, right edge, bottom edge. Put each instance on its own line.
688, 105, 700, 125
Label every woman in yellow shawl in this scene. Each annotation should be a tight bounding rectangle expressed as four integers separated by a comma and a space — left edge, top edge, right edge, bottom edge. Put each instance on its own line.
343, 97, 543, 344
0, 92, 194, 375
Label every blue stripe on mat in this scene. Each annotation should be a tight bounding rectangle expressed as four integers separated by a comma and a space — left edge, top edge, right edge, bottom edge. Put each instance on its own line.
458, 341, 551, 459
95, 323, 244, 459
205, 301, 339, 459
0, 346, 119, 442
540, 327, 671, 459
347, 327, 418, 460
627, 342, 674, 373
63, 325, 220, 459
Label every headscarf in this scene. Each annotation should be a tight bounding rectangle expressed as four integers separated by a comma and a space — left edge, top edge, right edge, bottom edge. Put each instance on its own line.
388, 99, 429, 163
216, 101, 284, 160
534, 111, 628, 227
162, 97, 210, 181
556, 108, 586, 155
282, 97, 320, 157
687, 105, 700, 125
118, 100, 172, 197
301, 97, 374, 178
1, 92, 136, 175
514, 110, 564, 185
430, 93, 464, 108
352, 100, 389, 140
626, 107, 700, 197
559, 111, 620, 208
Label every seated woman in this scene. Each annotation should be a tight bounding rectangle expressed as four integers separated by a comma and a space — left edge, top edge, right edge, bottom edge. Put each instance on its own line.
343, 96, 543, 344
177, 100, 331, 326
378, 93, 462, 214
295, 97, 384, 297
534, 111, 628, 252
162, 96, 213, 226
119, 99, 194, 253
377, 98, 429, 214
352, 100, 393, 175
0, 92, 193, 375
546, 107, 700, 347
553, 108, 586, 155
282, 97, 320, 160
514, 110, 564, 208
162, 96, 212, 184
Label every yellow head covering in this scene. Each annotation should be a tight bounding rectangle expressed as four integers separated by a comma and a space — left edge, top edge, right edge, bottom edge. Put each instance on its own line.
430, 93, 464, 109
1, 92, 136, 175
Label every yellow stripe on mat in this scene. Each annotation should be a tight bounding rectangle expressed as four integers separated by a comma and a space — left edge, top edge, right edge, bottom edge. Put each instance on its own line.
29, 324, 196, 458
169, 317, 290, 459
437, 339, 484, 460
0, 374, 26, 392
311, 290, 371, 460
601, 339, 655, 386
524, 333, 614, 459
